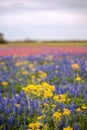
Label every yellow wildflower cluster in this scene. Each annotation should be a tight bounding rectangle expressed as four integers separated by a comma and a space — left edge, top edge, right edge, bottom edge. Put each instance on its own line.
71, 63, 80, 70
82, 105, 87, 110
63, 126, 73, 130
2, 81, 8, 86
22, 82, 55, 98
28, 63, 35, 72
15, 61, 23, 66
15, 61, 29, 66
37, 115, 45, 120
51, 104, 56, 109
38, 71, 47, 78
28, 63, 34, 69
63, 108, 71, 116
22, 71, 29, 75
53, 111, 62, 122
31, 75, 35, 79
76, 108, 81, 113
43, 103, 49, 107
75, 76, 81, 81
53, 94, 67, 103
28, 122, 41, 130
76, 105, 87, 112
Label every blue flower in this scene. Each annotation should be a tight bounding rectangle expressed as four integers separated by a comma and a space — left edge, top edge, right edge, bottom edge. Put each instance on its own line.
23, 125, 27, 130
0, 103, 4, 113
7, 115, 15, 127
73, 124, 80, 130
16, 121, 20, 128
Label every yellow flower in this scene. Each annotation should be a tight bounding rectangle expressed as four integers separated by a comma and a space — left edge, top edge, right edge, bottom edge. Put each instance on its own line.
63, 126, 73, 130
37, 116, 43, 120
51, 104, 56, 109
3, 96, 7, 99
15, 61, 23, 66
85, 68, 87, 71
44, 103, 49, 107
44, 91, 53, 98
15, 103, 20, 108
22, 82, 55, 99
59, 94, 67, 102
53, 94, 67, 103
82, 105, 87, 110
28, 63, 34, 68
42, 82, 55, 91
75, 77, 81, 81
63, 108, 71, 116
67, 98, 71, 102
71, 63, 80, 70
28, 122, 41, 129
22, 71, 28, 75
38, 71, 47, 78
76, 108, 81, 112
2, 81, 8, 86
53, 95, 59, 102
53, 111, 62, 122
37, 115, 45, 120
31, 75, 35, 79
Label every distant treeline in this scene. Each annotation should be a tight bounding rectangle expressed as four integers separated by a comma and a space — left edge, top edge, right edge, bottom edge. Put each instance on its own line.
39, 40, 87, 43
0, 39, 7, 44
0, 33, 7, 44
13, 40, 87, 43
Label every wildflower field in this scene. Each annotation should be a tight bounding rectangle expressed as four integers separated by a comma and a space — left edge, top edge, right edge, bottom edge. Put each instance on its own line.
0, 42, 87, 130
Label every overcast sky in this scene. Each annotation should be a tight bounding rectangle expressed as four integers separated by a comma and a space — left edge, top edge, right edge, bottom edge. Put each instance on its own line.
0, 0, 87, 41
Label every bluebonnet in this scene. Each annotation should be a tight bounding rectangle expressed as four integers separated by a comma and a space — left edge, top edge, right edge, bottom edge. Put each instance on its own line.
16, 120, 20, 128
7, 115, 15, 127
0, 103, 4, 113
23, 125, 27, 130
73, 124, 80, 130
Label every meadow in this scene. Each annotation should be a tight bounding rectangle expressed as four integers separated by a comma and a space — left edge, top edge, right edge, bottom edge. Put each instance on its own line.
0, 42, 87, 130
